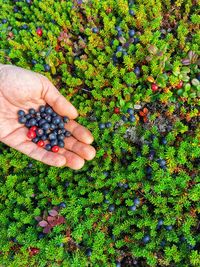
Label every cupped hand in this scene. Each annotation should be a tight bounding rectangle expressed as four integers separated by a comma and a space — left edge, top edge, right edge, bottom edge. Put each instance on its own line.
0, 64, 96, 169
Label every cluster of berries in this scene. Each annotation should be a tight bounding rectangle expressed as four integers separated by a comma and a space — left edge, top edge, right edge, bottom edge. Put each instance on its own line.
17, 105, 72, 153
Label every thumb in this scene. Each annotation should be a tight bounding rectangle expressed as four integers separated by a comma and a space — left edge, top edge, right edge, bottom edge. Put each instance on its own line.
41, 76, 78, 119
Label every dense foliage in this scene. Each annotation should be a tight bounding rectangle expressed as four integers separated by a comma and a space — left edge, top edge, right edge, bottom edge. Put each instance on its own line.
0, 0, 199, 266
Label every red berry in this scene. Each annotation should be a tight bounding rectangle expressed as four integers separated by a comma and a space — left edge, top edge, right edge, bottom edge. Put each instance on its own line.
29, 247, 40, 256
176, 80, 183, 89
151, 83, 158, 92
27, 130, 36, 139
114, 107, 120, 114
36, 28, 43, 37
30, 126, 37, 131
52, 146, 59, 153
37, 140, 45, 147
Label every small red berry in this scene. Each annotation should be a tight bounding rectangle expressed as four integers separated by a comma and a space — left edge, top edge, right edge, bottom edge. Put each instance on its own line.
30, 126, 37, 131
52, 146, 59, 153
176, 80, 183, 89
29, 247, 40, 256
114, 107, 120, 114
27, 130, 36, 139
151, 83, 158, 92
37, 140, 45, 147
36, 28, 43, 37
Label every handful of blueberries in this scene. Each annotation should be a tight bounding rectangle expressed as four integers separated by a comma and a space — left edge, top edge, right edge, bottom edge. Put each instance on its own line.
17, 105, 71, 152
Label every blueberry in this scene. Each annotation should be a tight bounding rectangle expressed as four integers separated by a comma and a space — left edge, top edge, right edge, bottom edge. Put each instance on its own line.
136, 151, 142, 157
115, 26, 121, 32
159, 159, 166, 167
59, 202, 66, 208
29, 118, 37, 126
50, 123, 56, 130
49, 133, 57, 140
52, 130, 58, 135
2, 19, 8, 24
58, 134, 65, 141
129, 115, 135, 122
18, 116, 27, 124
41, 135, 47, 141
142, 235, 150, 243
52, 116, 61, 125
123, 183, 129, 189
134, 37, 140, 44
116, 262, 121, 267
117, 46, 123, 52
129, 205, 136, 211
27, 163, 33, 168
58, 140, 65, 148
108, 204, 115, 212
134, 198, 140, 206
31, 59, 37, 65
63, 116, 69, 123
134, 66, 141, 76
99, 123, 105, 130
28, 108, 35, 115
38, 119, 46, 126
58, 122, 65, 129
92, 27, 99, 33
44, 64, 50, 72
117, 30, 123, 37
103, 189, 109, 195
38, 233, 45, 239
13, 6, 19, 12
149, 150, 155, 160
36, 129, 44, 137
32, 137, 39, 143
25, 114, 32, 120
45, 144, 51, 151
121, 115, 128, 122
104, 199, 110, 204
105, 122, 112, 128
41, 123, 50, 131
17, 110, 25, 116
129, 29, 135, 37
165, 225, 173, 231
22, 24, 28, 30
51, 112, 57, 117
65, 181, 69, 188
161, 137, 167, 145
158, 219, 164, 226
26, 0, 32, 3
127, 108, 134, 115
85, 248, 92, 256
65, 131, 71, 137
146, 166, 152, 174
25, 121, 31, 128
45, 106, 53, 114
197, 73, 200, 81
129, 9, 135, 16
39, 105, 46, 113
160, 240, 166, 247
40, 113, 46, 118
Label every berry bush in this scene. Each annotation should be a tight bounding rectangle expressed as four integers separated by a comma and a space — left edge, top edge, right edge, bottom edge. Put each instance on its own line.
0, 0, 200, 266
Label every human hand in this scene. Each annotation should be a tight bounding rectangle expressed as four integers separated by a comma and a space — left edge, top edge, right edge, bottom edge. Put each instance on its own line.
0, 64, 96, 169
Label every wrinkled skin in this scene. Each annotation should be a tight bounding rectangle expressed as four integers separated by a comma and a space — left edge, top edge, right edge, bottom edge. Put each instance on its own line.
0, 64, 96, 169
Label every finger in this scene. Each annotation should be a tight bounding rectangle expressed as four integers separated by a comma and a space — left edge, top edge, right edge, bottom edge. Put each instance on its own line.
1, 127, 67, 167
42, 77, 78, 119
59, 149, 85, 170
65, 120, 94, 144
64, 136, 96, 160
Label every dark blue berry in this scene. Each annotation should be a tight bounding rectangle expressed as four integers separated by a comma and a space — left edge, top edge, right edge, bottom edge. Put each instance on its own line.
129, 29, 135, 37
129, 114, 135, 122
117, 30, 123, 37
41, 123, 50, 131
146, 166, 152, 174
105, 122, 112, 128
22, 24, 28, 30
123, 183, 129, 189
44, 64, 50, 72
108, 204, 115, 212
122, 115, 128, 122
92, 27, 99, 33
161, 137, 167, 145
26, 0, 32, 3
116, 262, 121, 267
13, 6, 19, 12
129, 9, 135, 16
165, 225, 173, 231
31, 59, 37, 65
45, 106, 53, 114
134, 37, 140, 44
99, 123, 105, 130
59, 202, 66, 208
28, 108, 35, 115
159, 159, 166, 167
160, 240, 166, 247
38, 233, 45, 239
50, 123, 56, 130
25, 121, 31, 128
25, 114, 32, 120
134, 198, 140, 206
117, 46, 123, 52
36, 129, 44, 137
149, 150, 155, 160
104, 199, 110, 204
134, 66, 141, 76
39, 105, 45, 113
29, 118, 37, 126
38, 119, 46, 126
58, 140, 65, 148
63, 116, 69, 123
32, 137, 39, 143
18, 116, 27, 124
2, 19, 8, 24
49, 133, 57, 140
127, 108, 134, 115
197, 73, 200, 81
65, 131, 71, 137
136, 151, 142, 157
45, 144, 51, 151
129, 205, 136, 211
52, 116, 61, 125
142, 235, 150, 243
58, 134, 65, 141
58, 122, 65, 129
51, 112, 57, 117
85, 248, 92, 256
65, 181, 69, 188
17, 110, 25, 116
41, 135, 47, 141
158, 219, 164, 227
115, 26, 121, 32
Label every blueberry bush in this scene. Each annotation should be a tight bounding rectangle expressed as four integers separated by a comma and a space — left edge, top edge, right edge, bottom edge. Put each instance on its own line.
0, 0, 200, 266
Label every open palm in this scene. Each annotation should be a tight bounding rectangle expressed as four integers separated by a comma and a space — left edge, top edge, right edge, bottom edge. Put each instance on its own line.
0, 64, 96, 169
